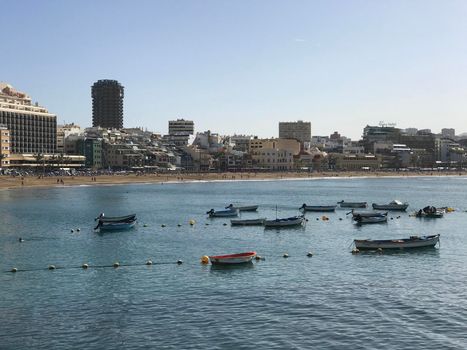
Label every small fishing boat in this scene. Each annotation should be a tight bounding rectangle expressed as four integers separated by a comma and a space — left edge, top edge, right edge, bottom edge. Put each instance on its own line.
415, 206, 444, 218
354, 234, 440, 250
225, 204, 259, 212
94, 213, 137, 231
95, 213, 136, 222
351, 210, 387, 218
354, 215, 388, 224
300, 204, 337, 212
97, 220, 137, 231
230, 218, 266, 226
338, 201, 367, 208
264, 215, 305, 228
209, 251, 257, 265
207, 208, 238, 217
372, 200, 409, 211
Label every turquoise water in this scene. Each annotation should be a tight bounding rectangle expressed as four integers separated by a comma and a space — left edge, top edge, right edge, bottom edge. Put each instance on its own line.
0, 177, 466, 349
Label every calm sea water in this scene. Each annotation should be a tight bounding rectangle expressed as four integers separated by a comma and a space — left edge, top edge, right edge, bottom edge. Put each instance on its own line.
0, 177, 466, 349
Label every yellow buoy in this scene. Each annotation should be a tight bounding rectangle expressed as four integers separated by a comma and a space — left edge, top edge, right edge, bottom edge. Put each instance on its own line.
189, 219, 196, 225
200, 255, 210, 264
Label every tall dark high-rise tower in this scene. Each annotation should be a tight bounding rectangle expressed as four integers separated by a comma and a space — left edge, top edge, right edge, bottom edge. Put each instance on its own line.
91, 80, 124, 129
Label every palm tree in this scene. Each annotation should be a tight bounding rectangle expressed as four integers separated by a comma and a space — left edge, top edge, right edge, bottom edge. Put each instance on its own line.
33, 152, 44, 175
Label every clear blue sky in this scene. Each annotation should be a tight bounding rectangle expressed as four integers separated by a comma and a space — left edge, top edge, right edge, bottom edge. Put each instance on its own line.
2, 0, 467, 139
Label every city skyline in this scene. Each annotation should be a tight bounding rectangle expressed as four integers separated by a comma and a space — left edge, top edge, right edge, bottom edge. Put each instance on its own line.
3, 0, 467, 139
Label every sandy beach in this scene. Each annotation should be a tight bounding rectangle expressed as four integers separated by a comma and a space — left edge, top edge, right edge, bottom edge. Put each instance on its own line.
1, 170, 466, 190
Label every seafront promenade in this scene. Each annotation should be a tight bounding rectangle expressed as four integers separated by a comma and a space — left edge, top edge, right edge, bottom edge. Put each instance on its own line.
0, 170, 466, 190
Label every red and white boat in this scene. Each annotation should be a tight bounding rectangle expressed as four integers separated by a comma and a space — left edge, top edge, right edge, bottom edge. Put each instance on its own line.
209, 251, 257, 265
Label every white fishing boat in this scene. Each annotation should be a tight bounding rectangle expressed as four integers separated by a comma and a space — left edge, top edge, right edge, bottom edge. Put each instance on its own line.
372, 200, 409, 211
225, 204, 259, 212
230, 218, 266, 226
354, 234, 440, 250
264, 215, 305, 228
300, 204, 337, 212
207, 208, 238, 217
338, 201, 367, 208
209, 251, 257, 265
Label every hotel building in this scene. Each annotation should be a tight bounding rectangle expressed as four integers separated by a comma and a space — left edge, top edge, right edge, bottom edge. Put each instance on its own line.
0, 83, 56, 154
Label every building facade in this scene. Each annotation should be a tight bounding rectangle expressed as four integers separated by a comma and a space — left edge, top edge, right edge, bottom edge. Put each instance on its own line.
0, 124, 10, 167
249, 138, 301, 155
279, 120, 311, 143
57, 123, 82, 154
92, 80, 124, 129
168, 119, 194, 135
0, 83, 57, 154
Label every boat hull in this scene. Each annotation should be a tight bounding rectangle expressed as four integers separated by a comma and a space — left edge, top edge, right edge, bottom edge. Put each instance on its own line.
208, 209, 238, 217
372, 204, 408, 211
226, 205, 258, 211
230, 218, 266, 226
301, 205, 336, 212
264, 216, 305, 228
355, 216, 388, 224
338, 202, 367, 208
355, 235, 440, 250
209, 252, 257, 264
99, 220, 137, 231
96, 214, 137, 223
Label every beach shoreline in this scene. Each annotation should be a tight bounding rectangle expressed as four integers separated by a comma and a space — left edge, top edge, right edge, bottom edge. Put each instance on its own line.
1, 170, 466, 190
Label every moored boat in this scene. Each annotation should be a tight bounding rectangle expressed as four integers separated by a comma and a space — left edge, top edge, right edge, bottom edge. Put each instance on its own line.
230, 218, 266, 226
338, 201, 367, 208
226, 204, 259, 212
97, 220, 137, 231
354, 215, 388, 224
95, 213, 136, 223
209, 251, 257, 264
372, 200, 409, 211
300, 204, 336, 212
351, 210, 387, 218
264, 215, 305, 228
207, 208, 238, 217
354, 234, 440, 250
415, 206, 444, 218
94, 213, 137, 231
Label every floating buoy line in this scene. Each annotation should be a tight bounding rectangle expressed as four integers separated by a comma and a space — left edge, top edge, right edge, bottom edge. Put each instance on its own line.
3, 252, 322, 274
